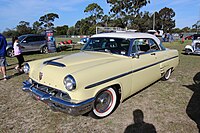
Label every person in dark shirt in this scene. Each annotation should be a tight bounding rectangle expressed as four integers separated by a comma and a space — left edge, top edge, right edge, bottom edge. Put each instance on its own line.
0, 34, 8, 80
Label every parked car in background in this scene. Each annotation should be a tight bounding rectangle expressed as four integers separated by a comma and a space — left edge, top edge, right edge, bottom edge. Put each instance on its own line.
22, 32, 179, 119
185, 34, 200, 55
77, 37, 88, 45
184, 35, 193, 40
6, 34, 48, 57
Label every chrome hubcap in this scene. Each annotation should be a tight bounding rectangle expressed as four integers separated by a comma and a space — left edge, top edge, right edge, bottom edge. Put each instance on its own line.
165, 69, 171, 79
9, 50, 14, 57
95, 91, 112, 113
43, 47, 48, 53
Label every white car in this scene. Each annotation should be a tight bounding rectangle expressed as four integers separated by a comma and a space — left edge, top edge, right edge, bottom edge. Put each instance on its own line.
185, 34, 200, 55
77, 38, 88, 45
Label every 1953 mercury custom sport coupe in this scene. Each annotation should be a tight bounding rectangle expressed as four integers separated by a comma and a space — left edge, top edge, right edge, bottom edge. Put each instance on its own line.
22, 32, 179, 119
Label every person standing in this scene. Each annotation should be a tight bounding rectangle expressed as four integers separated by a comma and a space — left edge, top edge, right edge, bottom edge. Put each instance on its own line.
0, 34, 8, 80
12, 36, 24, 73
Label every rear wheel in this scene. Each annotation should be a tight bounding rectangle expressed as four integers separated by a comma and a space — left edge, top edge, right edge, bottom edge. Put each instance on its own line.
90, 87, 118, 119
41, 46, 48, 54
7, 48, 14, 57
185, 49, 192, 55
162, 69, 172, 81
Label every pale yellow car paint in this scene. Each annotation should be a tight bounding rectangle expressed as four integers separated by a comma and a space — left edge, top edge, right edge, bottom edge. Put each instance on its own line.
28, 49, 178, 103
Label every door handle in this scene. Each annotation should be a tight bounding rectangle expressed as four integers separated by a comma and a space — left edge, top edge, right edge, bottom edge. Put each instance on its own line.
151, 53, 156, 55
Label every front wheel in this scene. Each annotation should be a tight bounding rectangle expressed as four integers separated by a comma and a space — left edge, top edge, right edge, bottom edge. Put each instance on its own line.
162, 69, 172, 81
90, 87, 118, 119
6, 48, 14, 57
40, 46, 48, 54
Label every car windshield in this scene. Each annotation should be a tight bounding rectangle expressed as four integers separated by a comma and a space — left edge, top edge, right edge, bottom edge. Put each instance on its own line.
82, 37, 130, 56
18, 35, 26, 42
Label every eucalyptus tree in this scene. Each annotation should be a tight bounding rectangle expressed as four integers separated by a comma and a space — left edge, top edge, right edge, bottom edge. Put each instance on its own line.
16, 21, 32, 35
106, 0, 150, 27
32, 21, 43, 34
75, 18, 91, 35
192, 20, 200, 33
159, 7, 175, 32
55, 25, 69, 35
39, 13, 59, 29
84, 3, 104, 25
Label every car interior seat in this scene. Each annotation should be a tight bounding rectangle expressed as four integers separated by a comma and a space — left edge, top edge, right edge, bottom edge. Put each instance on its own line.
139, 45, 150, 52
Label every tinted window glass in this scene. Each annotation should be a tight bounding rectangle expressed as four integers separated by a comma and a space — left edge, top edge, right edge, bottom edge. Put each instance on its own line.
18, 35, 26, 42
25, 36, 35, 42
36, 36, 46, 41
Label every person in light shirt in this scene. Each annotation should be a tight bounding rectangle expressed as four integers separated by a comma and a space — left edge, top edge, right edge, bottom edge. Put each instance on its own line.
12, 36, 24, 73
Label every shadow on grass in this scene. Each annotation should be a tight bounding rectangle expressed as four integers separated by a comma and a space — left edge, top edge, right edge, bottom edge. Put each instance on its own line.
7, 59, 36, 72
0, 72, 23, 81
184, 72, 200, 132
124, 109, 157, 133
181, 53, 200, 56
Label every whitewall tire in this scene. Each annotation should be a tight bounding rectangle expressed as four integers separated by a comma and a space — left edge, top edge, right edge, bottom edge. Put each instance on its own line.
90, 87, 117, 119
162, 69, 172, 80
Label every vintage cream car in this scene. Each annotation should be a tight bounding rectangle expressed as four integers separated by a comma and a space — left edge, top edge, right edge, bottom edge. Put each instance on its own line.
22, 32, 179, 119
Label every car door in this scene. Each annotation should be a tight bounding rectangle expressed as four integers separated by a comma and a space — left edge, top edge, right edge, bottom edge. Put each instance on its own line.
130, 38, 161, 94
31, 36, 43, 51
20, 36, 34, 52
148, 38, 168, 75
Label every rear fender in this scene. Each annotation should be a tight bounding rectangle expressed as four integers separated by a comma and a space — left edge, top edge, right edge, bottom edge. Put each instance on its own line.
185, 45, 194, 52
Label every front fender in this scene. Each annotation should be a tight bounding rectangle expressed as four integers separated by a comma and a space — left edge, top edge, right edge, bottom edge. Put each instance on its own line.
185, 45, 194, 52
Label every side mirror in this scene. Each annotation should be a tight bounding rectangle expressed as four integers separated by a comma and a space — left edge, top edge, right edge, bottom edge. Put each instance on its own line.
132, 53, 140, 59
22, 40, 27, 43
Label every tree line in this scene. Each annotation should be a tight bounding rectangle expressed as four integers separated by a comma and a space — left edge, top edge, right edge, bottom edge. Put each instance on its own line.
2, 1, 199, 37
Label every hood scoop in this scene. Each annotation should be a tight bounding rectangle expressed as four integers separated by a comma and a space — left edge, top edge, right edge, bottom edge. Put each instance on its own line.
43, 61, 66, 67
43, 57, 66, 67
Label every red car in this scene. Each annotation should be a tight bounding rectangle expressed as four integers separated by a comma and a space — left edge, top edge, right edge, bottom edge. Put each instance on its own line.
185, 35, 193, 40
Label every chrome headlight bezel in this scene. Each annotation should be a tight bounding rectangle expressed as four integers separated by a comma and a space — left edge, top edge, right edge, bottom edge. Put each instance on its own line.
63, 75, 76, 91
23, 63, 30, 74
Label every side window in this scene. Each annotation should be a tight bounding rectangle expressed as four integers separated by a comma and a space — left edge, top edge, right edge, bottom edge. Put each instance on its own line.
131, 38, 160, 54
37, 36, 46, 41
132, 39, 150, 54
120, 39, 130, 51
25, 36, 34, 42
148, 39, 160, 51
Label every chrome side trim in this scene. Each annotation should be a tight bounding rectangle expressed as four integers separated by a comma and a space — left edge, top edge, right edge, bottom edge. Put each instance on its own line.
22, 81, 95, 116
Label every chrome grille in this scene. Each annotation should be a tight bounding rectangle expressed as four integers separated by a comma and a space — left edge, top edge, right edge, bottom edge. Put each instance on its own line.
32, 80, 71, 101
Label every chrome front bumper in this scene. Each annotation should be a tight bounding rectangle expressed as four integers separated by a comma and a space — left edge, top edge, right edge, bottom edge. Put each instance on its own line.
22, 80, 95, 116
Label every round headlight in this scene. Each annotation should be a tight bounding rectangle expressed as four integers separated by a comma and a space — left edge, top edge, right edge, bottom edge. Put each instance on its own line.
23, 63, 30, 74
63, 75, 76, 91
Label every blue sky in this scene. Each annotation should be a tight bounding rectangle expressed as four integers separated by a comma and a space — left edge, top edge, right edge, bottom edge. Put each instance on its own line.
0, 0, 199, 32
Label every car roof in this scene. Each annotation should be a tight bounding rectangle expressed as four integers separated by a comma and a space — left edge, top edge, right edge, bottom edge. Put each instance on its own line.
20, 34, 45, 37
91, 32, 160, 44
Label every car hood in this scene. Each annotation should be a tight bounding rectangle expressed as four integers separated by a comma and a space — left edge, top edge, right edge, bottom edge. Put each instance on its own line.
193, 40, 200, 43
43, 51, 121, 72
29, 51, 125, 92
